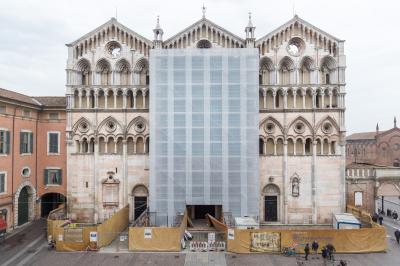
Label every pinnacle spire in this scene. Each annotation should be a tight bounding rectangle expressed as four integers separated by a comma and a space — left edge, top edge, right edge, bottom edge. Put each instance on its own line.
202, 4, 206, 19
395, 116, 397, 128
247, 12, 253, 27
155, 15, 161, 30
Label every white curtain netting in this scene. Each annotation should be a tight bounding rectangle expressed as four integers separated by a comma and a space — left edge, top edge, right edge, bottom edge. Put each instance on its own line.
149, 48, 259, 226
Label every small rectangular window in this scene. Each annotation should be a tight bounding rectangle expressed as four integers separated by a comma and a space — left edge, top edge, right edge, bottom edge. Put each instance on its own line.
0, 104, 6, 114
44, 169, 62, 185
49, 112, 59, 120
354, 191, 363, 207
48, 132, 59, 154
20, 132, 33, 154
22, 110, 31, 118
0, 173, 5, 193
0, 130, 10, 154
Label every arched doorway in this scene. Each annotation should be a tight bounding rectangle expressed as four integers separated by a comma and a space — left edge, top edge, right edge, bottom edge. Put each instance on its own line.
132, 185, 148, 221
15, 182, 36, 227
18, 187, 29, 225
263, 184, 280, 222
41, 193, 66, 217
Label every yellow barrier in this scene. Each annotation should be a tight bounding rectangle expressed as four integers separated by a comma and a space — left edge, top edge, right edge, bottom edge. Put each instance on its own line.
97, 205, 129, 248
227, 227, 387, 254
129, 210, 188, 252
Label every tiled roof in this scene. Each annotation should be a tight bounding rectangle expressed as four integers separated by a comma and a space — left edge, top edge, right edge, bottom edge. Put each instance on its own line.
0, 88, 39, 106
0, 88, 66, 108
33, 97, 66, 107
346, 131, 380, 141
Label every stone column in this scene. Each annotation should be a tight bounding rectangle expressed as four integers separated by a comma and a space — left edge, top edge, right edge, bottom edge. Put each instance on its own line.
283, 91, 288, 109
122, 139, 128, 206
302, 94, 306, 109
113, 90, 117, 109
133, 92, 137, 109
312, 141, 317, 224
123, 90, 127, 109
329, 91, 332, 108
93, 138, 99, 223
78, 90, 83, 109
272, 91, 277, 109
293, 90, 297, 108
263, 91, 267, 109
321, 92, 325, 108
94, 90, 99, 109
104, 90, 108, 109
142, 91, 147, 109
283, 140, 288, 224
86, 90, 90, 108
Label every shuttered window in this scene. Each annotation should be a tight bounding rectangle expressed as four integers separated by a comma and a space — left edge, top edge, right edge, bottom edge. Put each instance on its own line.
20, 132, 33, 154
0, 130, 10, 154
0, 173, 5, 193
48, 133, 59, 154
44, 169, 62, 185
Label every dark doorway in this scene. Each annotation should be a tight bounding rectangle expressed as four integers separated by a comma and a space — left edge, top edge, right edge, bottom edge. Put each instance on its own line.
194, 205, 215, 219
41, 193, 66, 217
18, 187, 29, 226
264, 196, 278, 222
134, 196, 147, 220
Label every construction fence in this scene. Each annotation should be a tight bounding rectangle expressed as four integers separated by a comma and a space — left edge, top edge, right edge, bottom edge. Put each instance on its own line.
128, 209, 188, 252
47, 205, 129, 252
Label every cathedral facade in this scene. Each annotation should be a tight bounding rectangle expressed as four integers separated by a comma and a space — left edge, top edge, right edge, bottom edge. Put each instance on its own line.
65, 13, 346, 225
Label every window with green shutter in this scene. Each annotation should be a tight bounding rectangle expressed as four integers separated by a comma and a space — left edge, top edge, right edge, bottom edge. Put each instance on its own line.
45, 169, 62, 185
0, 173, 5, 193
20, 132, 33, 154
0, 130, 9, 154
48, 133, 59, 154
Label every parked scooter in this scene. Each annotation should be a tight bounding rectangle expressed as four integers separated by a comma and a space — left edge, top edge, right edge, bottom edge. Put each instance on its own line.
47, 236, 55, 250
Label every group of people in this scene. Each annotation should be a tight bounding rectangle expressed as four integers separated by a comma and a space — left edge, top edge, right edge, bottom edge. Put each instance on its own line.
303, 241, 346, 265
386, 208, 399, 220
372, 212, 384, 225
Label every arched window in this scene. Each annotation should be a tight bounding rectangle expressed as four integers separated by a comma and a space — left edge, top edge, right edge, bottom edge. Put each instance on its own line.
296, 139, 304, 155
266, 138, 274, 155
134, 58, 149, 85
76, 59, 91, 85
323, 139, 329, 155
99, 137, 106, 153
331, 141, 336, 155
116, 59, 131, 85
320, 56, 336, 84
259, 138, 265, 155
305, 138, 312, 155
127, 137, 135, 154
316, 139, 322, 155
96, 59, 111, 85
259, 57, 274, 85
287, 139, 294, 155
145, 137, 150, 154
136, 137, 144, 154
82, 138, 88, 153
279, 57, 294, 85
107, 137, 115, 154
299, 57, 314, 84
276, 139, 284, 155
197, 39, 212, 48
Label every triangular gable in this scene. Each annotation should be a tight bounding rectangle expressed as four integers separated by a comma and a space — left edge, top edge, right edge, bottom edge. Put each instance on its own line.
66, 17, 152, 47
256, 15, 343, 46
163, 17, 245, 47
377, 127, 400, 139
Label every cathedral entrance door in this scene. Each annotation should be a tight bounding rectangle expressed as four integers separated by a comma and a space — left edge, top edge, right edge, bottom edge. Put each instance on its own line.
264, 196, 278, 222
134, 196, 147, 220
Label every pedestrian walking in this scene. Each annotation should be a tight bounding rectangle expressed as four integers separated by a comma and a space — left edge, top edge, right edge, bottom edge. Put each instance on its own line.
321, 246, 328, 266
394, 229, 400, 244
393, 211, 398, 220
311, 240, 319, 255
304, 243, 310, 261
326, 243, 336, 261
378, 215, 383, 225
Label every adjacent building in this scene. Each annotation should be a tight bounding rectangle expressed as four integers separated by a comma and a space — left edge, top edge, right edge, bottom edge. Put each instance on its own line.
0, 88, 66, 232
346, 119, 400, 214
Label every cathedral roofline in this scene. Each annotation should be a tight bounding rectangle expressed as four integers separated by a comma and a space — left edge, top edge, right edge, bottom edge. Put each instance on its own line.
66, 17, 152, 47
256, 15, 344, 44
163, 17, 245, 45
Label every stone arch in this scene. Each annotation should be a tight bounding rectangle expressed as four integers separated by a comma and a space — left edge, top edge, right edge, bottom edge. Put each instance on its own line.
131, 184, 149, 221
14, 181, 36, 227
72, 117, 91, 133
134, 57, 149, 85
288, 116, 314, 136
259, 116, 284, 135
315, 115, 340, 134
97, 116, 123, 133
262, 183, 280, 222
127, 116, 149, 134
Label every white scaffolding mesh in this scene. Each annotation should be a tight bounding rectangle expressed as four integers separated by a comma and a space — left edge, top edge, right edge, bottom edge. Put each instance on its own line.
149, 48, 259, 226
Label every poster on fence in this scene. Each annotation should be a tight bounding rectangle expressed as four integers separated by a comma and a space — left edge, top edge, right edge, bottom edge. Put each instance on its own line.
250, 232, 280, 252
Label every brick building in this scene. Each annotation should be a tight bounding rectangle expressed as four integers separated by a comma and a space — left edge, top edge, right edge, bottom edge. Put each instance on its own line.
0, 88, 66, 232
346, 119, 400, 214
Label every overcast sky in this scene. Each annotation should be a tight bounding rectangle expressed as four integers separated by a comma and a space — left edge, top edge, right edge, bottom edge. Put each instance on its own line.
0, 0, 398, 134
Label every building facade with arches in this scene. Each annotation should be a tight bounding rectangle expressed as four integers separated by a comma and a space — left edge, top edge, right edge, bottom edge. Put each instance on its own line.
65, 13, 346, 225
